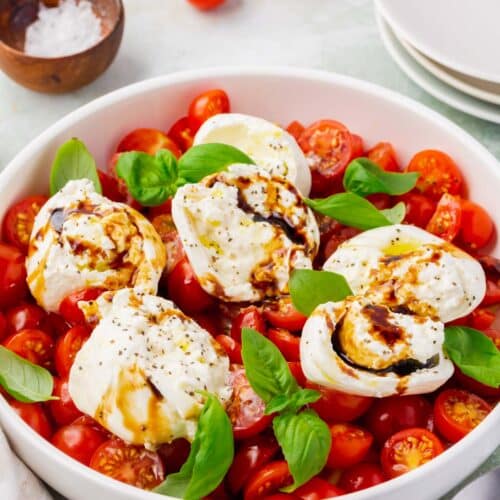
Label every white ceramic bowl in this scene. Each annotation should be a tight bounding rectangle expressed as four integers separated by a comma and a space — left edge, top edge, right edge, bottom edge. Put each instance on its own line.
0, 67, 498, 500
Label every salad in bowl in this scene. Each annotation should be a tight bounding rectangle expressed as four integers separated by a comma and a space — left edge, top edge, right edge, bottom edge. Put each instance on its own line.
0, 82, 499, 500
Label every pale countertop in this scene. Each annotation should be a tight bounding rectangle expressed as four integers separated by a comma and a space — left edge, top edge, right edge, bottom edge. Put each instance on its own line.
0, 0, 498, 498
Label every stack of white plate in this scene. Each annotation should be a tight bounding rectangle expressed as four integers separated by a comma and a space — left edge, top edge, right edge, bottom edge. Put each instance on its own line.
375, 0, 500, 123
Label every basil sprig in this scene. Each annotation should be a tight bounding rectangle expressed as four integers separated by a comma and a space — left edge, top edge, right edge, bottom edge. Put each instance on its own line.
154, 392, 233, 499
444, 326, 500, 388
242, 328, 330, 490
343, 158, 419, 197
116, 143, 254, 206
0, 346, 54, 403
50, 138, 102, 195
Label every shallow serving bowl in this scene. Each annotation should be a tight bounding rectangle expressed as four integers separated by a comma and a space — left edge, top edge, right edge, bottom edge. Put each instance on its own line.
0, 67, 499, 500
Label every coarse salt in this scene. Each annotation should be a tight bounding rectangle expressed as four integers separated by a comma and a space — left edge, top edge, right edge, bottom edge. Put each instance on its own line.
25, 0, 103, 58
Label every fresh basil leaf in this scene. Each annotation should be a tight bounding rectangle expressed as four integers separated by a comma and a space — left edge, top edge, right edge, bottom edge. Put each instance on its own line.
381, 201, 406, 224
265, 394, 291, 415
343, 158, 419, 197
154, 393, 233, 499
177, 143, 254, 184
306, 192, 394, 230
49, 138, 102, 195
0, 346, 54, 403
241, 327, 298, 403
444, 326, 500, 388
115, 149, 178, 207
289, 269, 352, 316
273, 409, 331, 491
266, 389, 321, 415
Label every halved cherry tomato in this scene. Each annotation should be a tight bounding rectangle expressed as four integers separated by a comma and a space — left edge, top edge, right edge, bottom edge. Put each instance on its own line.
307, 383, 373, 422
227, 368, 273, 440
458, 200, 494, 250
58, 287, 105, 325
263, 297, 307, 332
106, 153, 142, 209
469, 308, 496, 330
148, 198, 172, 218
367, 142, 399, 172
3, 329, 54, 368
350, 134, 364, 160
426, 193, 462, 241
116, 128, 182, 158
482, 279, 500, 306
10, 400, 52, 440
52, 423, 107, 465
338, 462, 385, 493
366, 193, 392, 210
267, 328, 300, 362
0, 242, 28, 310
406, 150, 463, 199
191, 311, 220, 336
294, 477, 345, 499
97, 169, 125, 203
326, 423, 373, 469
381, 428, 444, 478
215, 334, 243, 364
363, 395, 433, 445
322, 226, 360, 261
151, 215, 185, 274
168, 116, 195, 152
188, 89, 230, 131
226, 434, 280, 495
41, 312, 69, 338
187, 0, 226, 11
288, 361, 306, 387
167, 258, 215, 314
0, 312, 6, 341
286, 121, 305, 142
157, 438, 191, 475
48, 377, 83, 426
2, 195, 48, 252
244, 460, 293, 499
54, 325, 90, 378
231, 306, 266, 343
398, 192, 436, 228
90, 439, 165, 489
434, 389, 492, 443
298, 120, 353, 196
5, 303, 47, 335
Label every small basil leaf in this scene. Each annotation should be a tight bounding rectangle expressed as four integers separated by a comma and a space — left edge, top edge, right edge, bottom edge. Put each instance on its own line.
177, 143, 254, 184
289, 269, 352, 316
273, 409, 331, 492
305, 192, 394, 230
266, 389, 322, 415
154, 393, 234, 499
265, 394, 291, 415
50, 138, 102, 195
381, 201, 406, 225
241, 327, 299, 403
343, 158, 419, 196
0, 346, 54, 403
444, 326, 500, 388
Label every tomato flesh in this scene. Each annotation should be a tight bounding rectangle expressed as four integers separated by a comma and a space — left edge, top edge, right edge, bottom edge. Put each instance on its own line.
326, 423, 373, 469
168, 116, 195, 152
367, 142, 399, 172
59, 287, 105, 325
3, 328, 54, 368
231, 306, 266, 343
398, 192, 436, 228
263, 297, 307, 332
244, 460, 293, 499
215, 334, 243, 364
426, 193, 462, 241
286, 120, 305, 142
267, 328, 300, 362
0, 243, 28, 309
55, 325, 90, 378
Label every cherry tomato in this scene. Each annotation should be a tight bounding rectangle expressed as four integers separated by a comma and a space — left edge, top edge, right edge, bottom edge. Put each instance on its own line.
398, 192, 436, 228
231, 306, 266, 343
307, 383, 373, 422
190, 311, 220, 336
10, 400, 52, 440
157, 438, 191, 475
54, 325, 90, 378
0, 312, 6, 341
366, 193, 392, 210
338, 462, 385, 493
167, 258, 215, 314
406, 150, 463, 199
116, 128, 182, 158
434, 389, 492, 443
5, 303, 47, 335
2, 195, 48, 252
215, 334, 243, 364
288, 361, 306, 387
48, 377, 83, 425
426, 193, 462, 241
41, 312, 70, 338
350, 134, 364, 160
205, 482, 230, 499
52, 423, 107, 465
244, 460, 293, 499
263, 297, 307, 332
294, 477, 345, 499
226, 434, 280, 495
3, 329, 54, 368
483, 279, 500, 306
381, 428, 444, 478
322, 226, 360, 261
267, 328, 300, 362
469, 308, 496, 330
71, 415, 110, 436
168, 116, 195, 152
326, 423, 373, 469
286, 121, 305, 142
58, 287, 105, 325
454, 361, 500, 399
151, 215, 185, 274
97, 169, 126, 203
187, 0, 226, 11
363, 395, 433, 445
227, 368, 273, 440
90, 439, 165, 489
298, 120, 353, 196
458, 200, 494, 250
0, 243, 28, 310
106, 153, 142, 209
367, 142, 399, 172
188, 89, 230, 131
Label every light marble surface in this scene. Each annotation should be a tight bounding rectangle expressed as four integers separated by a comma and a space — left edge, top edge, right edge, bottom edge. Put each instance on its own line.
0, 0, 498, 498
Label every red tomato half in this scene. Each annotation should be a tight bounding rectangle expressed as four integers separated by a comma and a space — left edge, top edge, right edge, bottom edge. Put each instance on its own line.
286, 121, 305, 142
0, 243, 28, 310
59, 287, 105, 325
215, 334, 243, 364
5, 303, 47, 335
188, 89, 230, 131
350, 134, 364, 160
157, 438, 191, 475
90, 439, 165, 489
3, 195, 48, 252
116, 128, 182, 158
294, 477, 345, 499
231, 306, 266, 343
267, 328, 300, 362
263, 297, 307, 332
459, 200, 494, 250
367, 142, 399, 172
3, 329, 54, 368
288, 361, 306, 387
338, 462, 385, 493
55, 326, 90, 378
10, 400, 52, 440
426, 193, 462, 241
187, 0, 226, 11
168, 116, 195, 152
483, 279, 500, 306
48, 377, 83, 426
326, 423, 373, 469
398, 192, 436, 228
97, 169, 126, 203
244, 460, 293, 499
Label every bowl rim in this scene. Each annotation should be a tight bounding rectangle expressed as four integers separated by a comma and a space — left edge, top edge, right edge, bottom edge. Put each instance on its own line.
0, 66, 499, 500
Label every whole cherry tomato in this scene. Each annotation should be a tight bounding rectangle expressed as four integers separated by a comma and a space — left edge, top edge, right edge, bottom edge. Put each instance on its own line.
326, 423, 373, 469
187, 0, 226, 11
244, 460, 293, 499
168, 116, 195, 152
116, 128, 181, 158
157, 438, 191, 475
267, 328, 300, 362
231, 306, 266, 343
367, 142, 399, 172
0, 242, 28, 310
48, 377, 83, 426
3, 329, 54, 368
188, 89, 230, 131
426, 193, 462, 241
398, 192, 436, 228
294, 477, 345, 499
338, 462, 385, 493
54, 325, 90, 378
5, 303, 47, 335
458, 199, 494, 250
263, 297, 307, 332
58, 287, 105, 325
10, 400, 52, 440
215, 334, 243, 364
